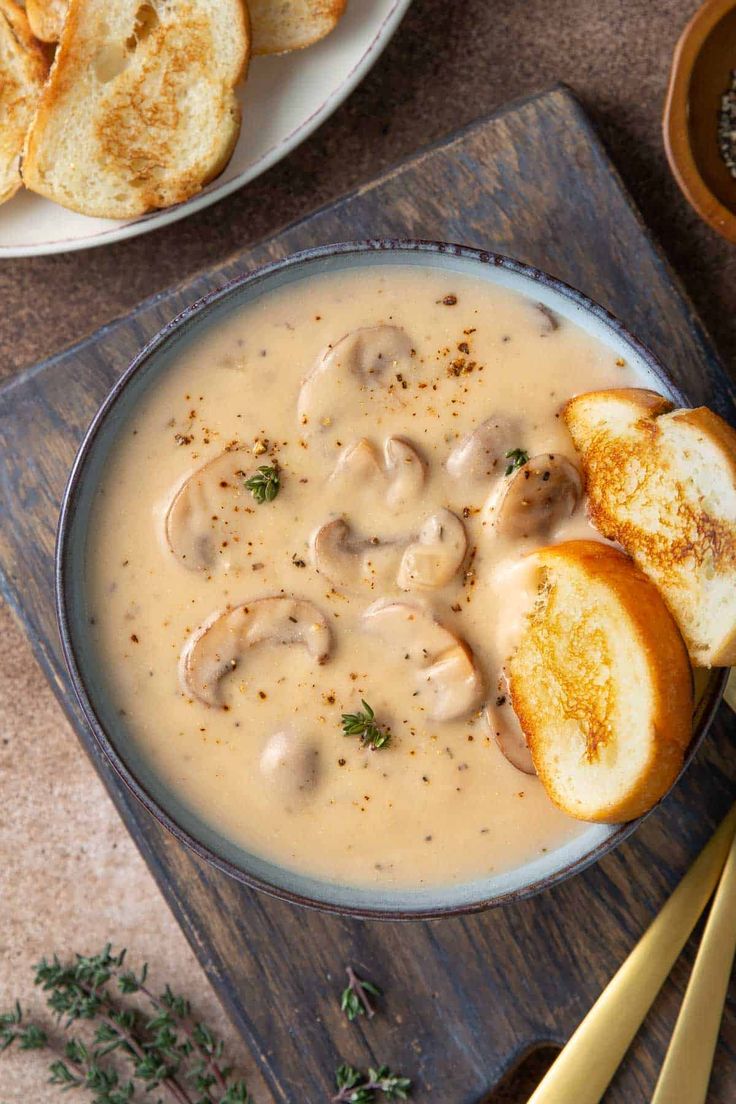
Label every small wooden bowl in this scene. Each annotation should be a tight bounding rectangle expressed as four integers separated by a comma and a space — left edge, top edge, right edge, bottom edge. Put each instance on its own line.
663, 0, 736, 243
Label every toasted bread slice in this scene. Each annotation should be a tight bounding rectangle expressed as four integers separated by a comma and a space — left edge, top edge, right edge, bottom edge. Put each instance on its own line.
565, 388, 736, 667
249, 0, 345, 55
26, 0, 67, 42
0, 0, 49, 205
509, 541, 693, 823
22, 0, 250, 218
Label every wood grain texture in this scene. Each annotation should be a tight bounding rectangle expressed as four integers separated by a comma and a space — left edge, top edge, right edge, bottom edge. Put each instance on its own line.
1, 88, 734, 1103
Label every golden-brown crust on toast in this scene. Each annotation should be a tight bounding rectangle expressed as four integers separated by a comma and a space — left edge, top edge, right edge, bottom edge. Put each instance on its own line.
22, 0, 250, 218
0, 0, 49, 204
25, 0, 67, 43
565, 389, 736, 667
250, 0, 346, 55
509, 540, 693, 823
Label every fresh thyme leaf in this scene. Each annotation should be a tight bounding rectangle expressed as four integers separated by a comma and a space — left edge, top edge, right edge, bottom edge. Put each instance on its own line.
370, 1066, 412, 1100
2, 945, 252, 1104
332, 1062, 412, 1101
341, 701, 391, 750
244, 464, 280, 504
504, 447, 530, 476
340, 967, 382, 1021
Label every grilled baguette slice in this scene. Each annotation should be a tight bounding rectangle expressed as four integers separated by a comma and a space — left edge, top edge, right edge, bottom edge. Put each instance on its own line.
0, 0, 48, 204
25, 0, 67, 42
249, 0, 345, 55
509, 541, 693, 823
565, 388, 736, 667
24, 0, 346, 50
22, 0, 250, 218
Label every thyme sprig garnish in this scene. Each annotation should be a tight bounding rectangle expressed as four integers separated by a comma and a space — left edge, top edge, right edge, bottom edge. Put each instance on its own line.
244, 464, 280, 503
332, 1063, 411, 1102
504, 448, 530, 476
1, 945, 250, 1104
341, 701, 391, 750
340, 968, 382, 1022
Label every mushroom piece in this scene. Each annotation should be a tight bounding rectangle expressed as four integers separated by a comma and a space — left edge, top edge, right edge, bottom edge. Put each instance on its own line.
484, 676, 535, 774
397, 509, 467, 591
384, 437, 426, 510
260, 729, 322, 803
313, 509, 466, 595
535, 302, 561, 335
491, 454, 583, 540
311, 518, 402, 594
446, 416, 518, 483
165, 447, 248, 571
331, 436, 426, 511
362, 600, 483, 721
180, 597, 331, 706
298, 325, 414, 431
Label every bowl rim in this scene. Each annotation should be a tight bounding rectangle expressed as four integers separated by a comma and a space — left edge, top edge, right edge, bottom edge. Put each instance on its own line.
662, 0, 736, 245
55, 238, 728, 920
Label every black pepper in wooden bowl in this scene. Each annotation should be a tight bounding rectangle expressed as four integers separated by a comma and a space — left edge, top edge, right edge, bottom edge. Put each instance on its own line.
718, 68, 736, 179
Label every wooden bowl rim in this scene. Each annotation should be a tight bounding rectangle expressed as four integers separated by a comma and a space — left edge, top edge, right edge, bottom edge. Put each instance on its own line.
663, 0, 736, 244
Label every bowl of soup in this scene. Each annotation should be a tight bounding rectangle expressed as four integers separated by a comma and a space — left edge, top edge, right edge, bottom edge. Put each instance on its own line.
56, 241, 725, 917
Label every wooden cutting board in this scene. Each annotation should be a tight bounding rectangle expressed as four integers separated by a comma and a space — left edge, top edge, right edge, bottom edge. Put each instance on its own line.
1, 87, 734, 1103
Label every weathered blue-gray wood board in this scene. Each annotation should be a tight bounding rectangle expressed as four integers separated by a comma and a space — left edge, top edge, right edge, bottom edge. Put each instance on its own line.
1, 88, 734, 1103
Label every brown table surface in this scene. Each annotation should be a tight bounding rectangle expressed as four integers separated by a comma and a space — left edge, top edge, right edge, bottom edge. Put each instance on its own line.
1, 2, 734, 1102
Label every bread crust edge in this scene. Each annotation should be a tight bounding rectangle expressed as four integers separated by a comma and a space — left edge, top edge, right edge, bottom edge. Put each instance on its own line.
509, 541, 694, 824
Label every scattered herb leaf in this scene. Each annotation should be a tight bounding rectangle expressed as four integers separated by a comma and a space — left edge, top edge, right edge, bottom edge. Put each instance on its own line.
244, 464, 280, 504
341, 701, 391, 750
340, 968, 382, 1022
1, 944, 251, 1104
504, 448, 529, 476
333, 1063, 411, 1102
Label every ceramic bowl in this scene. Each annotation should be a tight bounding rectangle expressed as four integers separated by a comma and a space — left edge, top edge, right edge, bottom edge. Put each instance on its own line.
56, 241, 727, 919
663, 0, 736, 244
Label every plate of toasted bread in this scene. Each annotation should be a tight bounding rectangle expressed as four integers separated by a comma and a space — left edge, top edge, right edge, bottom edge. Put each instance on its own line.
0, 0, 411, 256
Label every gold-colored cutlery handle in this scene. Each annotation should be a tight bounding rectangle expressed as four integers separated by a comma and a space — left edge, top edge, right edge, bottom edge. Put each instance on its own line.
650, 829, 736, 1104
527, 804, 736, 1104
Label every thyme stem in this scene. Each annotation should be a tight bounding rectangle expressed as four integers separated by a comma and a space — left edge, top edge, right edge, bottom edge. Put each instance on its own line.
138, 980, 228, 1095
74, 980, 194, 1104
2, 946, 250, 1104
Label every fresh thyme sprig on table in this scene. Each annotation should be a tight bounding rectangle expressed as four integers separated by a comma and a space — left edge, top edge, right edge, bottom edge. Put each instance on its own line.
341, 701, 391, 750
244, 464, 280, 504
340, 968, 382, 1022
504, 447, 530, 476
332, 1063, 412, 1102
0, 945, 250, 1104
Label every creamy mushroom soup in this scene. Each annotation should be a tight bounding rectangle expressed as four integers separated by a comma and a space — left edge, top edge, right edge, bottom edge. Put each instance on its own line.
86, 264, 644, 889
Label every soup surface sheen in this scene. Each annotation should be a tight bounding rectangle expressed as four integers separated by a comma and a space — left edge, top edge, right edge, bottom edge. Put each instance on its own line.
86, 264, 643, 890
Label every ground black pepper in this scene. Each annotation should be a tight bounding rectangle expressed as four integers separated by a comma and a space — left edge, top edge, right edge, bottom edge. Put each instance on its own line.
718, 69, 736, 179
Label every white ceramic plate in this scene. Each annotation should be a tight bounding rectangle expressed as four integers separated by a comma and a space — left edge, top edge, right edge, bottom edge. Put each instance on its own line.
0, 0, 411, 257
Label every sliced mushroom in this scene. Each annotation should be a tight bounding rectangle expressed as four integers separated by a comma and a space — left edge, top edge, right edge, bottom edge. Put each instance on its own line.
298, 325, 414, 431
397, 509, 467, 591
331, 437, 381, 481
535, 302, 561, 335
362, 600, 483, 721
384, 437, 426, 510
311, 518, 402, 594
313, 508, 466, 595
490, 454, 583, 540
446, 416, 518, 483
180, 597, 331, 706
484, 675, 535, 774
260, 729, 322, 803
331, 436, 426, 511
165, 447, 248, 571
